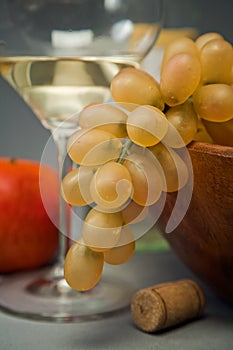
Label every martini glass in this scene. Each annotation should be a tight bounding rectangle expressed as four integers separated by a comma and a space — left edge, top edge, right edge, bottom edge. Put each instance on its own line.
0, 0, 163, 322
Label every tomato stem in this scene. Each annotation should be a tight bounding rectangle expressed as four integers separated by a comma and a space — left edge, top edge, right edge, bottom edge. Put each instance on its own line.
10, 158, 16, 164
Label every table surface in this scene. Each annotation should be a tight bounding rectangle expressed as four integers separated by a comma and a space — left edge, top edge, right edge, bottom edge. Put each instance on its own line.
0, 250, 233, 350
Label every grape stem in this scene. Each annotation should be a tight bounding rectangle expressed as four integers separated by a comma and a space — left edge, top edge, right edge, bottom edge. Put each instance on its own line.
117, 139, 133, 164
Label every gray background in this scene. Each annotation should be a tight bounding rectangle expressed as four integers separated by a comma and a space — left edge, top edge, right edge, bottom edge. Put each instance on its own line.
0, 0, 233, 161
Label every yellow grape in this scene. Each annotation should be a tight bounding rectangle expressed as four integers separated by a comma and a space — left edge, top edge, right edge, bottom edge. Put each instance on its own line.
163, 101, 198, 147
104, 225, 135, 265
193, 84, 233, 122
110, 67, 164, 111
78, 103, 128, 138
194, 117, 214, 144
202, 118, 233, 147
82, 208, 123, 251
195, 32, 224, 50
126, 105, 168, 147
230, 64, 233, 85
200, 39, 232, 84
90, 161, 133, 209
67, 128, 122, 166
64, 240, 104, 291
160, 52, 201, 106
0, 62, 12, 74
123, 153, 163, 206
161, 37, 199, 72
61, 167, 94, 206
149, 142, 189, 192
121, 200, 149, 224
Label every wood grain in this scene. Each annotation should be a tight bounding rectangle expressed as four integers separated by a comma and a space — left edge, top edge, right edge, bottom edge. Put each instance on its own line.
157, 141, 233, 303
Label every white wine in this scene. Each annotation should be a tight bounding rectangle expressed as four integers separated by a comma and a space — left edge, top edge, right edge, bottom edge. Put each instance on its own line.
0, 57, 137, 130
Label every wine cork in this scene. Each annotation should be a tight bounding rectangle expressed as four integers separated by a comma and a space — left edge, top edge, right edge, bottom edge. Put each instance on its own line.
131, 279, 205, 333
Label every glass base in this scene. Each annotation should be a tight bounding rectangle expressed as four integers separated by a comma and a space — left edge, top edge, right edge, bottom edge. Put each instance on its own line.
0, 265, 134, 322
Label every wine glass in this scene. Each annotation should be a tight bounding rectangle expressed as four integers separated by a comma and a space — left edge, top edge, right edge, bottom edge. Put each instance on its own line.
0, 0, 163, 322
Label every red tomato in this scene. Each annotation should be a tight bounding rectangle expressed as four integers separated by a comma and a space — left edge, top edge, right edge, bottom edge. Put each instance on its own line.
0, 158, 59, 273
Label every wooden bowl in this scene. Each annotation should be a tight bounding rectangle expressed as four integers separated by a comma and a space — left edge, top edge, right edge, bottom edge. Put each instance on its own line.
157, 141, 233, 303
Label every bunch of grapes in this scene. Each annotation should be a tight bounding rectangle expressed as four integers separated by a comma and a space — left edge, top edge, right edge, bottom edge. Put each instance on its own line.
62, 32, 233, 292
62, 103, 190, 291
112, 32, 233, 146
161, 32, 233, 146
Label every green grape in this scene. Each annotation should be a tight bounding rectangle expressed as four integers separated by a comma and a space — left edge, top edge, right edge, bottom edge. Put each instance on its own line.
193, 84, 233, 122
163, 101, 198, 147
160, 52, 201, 106
90, 161, 133, 210
61, 167, 94, 206
202, 118, 233, 147
78, 103, 128, 138
67, 128, 122, 166
121, 200, 149, 224
64, 240, 104, 291
104, 225, 135, 265
195, 32, 224, 50
200, 39, 232, 84
82, 208, 123, 251
149, 142, 189, 192
110, 67, 164, 111
123, 153, 163, 206
126, 105, 168, 147
161, 37, 199, 72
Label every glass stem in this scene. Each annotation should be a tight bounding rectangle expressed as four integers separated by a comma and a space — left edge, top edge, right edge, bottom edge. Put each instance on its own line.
52, 129, 73, 272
